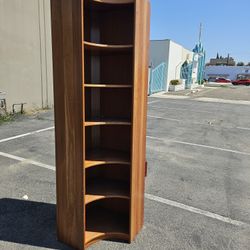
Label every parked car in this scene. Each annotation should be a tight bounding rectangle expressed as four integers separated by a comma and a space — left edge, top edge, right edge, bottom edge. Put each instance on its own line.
215, 77, 231, 83
232, 79, 250, 86
208, 77, 217, 82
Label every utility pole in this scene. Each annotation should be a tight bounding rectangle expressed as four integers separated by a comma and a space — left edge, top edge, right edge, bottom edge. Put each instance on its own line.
227, 53, 230, 66
199, 23, 202, 44
197, 23, 204, 85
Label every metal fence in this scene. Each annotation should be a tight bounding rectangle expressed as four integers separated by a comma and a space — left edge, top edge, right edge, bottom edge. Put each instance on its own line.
148, 63, 167, 95
180, 61, 193, 87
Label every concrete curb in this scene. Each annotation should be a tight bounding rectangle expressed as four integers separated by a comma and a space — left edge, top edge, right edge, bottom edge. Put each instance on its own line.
195, 97, 250, 105
150, 94, 250, 105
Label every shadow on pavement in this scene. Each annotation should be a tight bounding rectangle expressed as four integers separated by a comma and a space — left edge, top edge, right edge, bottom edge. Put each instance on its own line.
0, 198, 72, 249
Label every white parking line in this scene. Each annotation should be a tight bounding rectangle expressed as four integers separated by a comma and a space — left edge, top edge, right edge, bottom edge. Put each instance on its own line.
147, 114, 208, 126
147, 136, 250, 156
148, 100, 160, 105
147, 115, 181, 122
196, 97, 250, 106
148, 114, 250, 132
0, 151, 55, 171
0, 150, 248, 227
0, 127, 55, 144
150, 105, 214, 114
145, 193, 247, 227
237, 127, 250, 131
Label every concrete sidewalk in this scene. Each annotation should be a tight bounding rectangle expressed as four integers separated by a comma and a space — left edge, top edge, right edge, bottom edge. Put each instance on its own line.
162, 85, 250, 103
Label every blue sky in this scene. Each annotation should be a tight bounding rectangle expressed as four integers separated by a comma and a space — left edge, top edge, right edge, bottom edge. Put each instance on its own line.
150, 0, 250, 63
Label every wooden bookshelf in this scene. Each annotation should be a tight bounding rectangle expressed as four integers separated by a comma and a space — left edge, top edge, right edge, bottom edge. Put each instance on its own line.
51, 0, 150, 249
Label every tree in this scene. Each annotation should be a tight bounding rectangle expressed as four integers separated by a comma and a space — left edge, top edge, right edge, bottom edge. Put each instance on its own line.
247, 62, 250, 66
237, 62, 244, 66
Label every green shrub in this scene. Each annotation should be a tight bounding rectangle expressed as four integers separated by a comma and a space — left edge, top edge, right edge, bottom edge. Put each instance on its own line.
170, 79, 180, 85
0, 113, 14, 125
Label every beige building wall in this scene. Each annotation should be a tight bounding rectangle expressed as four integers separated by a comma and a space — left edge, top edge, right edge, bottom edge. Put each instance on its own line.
150, 39, 193, 92
0, 0, 53, 112
166, 40, 193, 91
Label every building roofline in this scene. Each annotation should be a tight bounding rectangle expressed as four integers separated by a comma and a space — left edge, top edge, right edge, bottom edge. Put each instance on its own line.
150, 39, 171, 42
150, 39, 192, 53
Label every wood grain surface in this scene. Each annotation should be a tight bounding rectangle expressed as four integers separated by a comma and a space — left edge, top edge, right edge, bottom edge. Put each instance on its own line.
51, 0, 84, 249
130, 0, 150, 241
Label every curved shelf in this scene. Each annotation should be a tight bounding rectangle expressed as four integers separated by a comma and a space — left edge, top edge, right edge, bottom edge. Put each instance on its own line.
86, 194, 129, 204
84, 41, 133, 51
85, 231, 129, 247
84, 84, 132, 88
85, 159, 130, 169
85, 149, 130, 168
85, 205, 129, 246
84, 119, 131, 126
85, 179, 130, 204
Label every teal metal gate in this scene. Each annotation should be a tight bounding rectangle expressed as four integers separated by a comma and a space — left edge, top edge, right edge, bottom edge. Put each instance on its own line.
148, 63, 167, 95
180, 61, 193, 87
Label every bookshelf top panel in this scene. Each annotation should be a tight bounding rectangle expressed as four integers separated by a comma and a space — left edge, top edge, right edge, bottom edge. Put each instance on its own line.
86, 0, 134, 7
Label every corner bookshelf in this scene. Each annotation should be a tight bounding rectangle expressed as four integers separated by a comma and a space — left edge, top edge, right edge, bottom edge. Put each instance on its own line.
51, 0, 150, 249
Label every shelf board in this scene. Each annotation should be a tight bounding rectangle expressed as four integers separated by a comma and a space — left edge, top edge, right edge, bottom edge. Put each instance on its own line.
84, 84, 132, 88
84, 41, 133, 51
85, 231, 129, 247
85, 206, 129, 246
85, 179, 130, 204
84, 119, 131, 126
85, 149, 130, 168
89, 0, 134, 4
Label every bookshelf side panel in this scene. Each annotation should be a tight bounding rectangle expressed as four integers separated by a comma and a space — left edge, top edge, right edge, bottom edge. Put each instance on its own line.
130, 0, 150, 240
51, 0, 84, 248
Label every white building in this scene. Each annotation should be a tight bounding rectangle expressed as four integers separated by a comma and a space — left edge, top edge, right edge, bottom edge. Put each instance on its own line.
205, 66, 250, 81
0, 0, 53, 112
150, 39, 195, 92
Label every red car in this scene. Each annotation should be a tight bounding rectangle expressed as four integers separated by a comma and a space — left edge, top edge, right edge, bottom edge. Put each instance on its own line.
215, 77, 231, 83
232, 79, 250, 86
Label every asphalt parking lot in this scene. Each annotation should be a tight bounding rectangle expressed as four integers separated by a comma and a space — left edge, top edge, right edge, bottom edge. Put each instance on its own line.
1, 96, 250, 250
